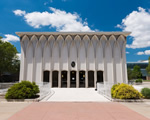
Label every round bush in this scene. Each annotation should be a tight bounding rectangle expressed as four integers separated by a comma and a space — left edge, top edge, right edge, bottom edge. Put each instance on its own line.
135, 79, 143, 83
141, 88, 150, 99
111, 83, 142, 99
5, 81, 40, 99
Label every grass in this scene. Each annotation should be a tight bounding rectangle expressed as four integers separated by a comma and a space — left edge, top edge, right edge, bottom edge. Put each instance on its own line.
143, 80, 150, 82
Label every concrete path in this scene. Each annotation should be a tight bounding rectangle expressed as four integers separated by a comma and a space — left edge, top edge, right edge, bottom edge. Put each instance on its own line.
8, 102, 149, 120
0, 102, 31, 120
41, 88, 110, 102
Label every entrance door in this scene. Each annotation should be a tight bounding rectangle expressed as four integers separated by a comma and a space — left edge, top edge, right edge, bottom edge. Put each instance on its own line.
70, 71, 76, 87
88, 71, 94, 87
43, 71, 50, 82
97, 71, 103, 83
79, 71, 85, 87
61, 71, 67, 87
52, 71, 58, 87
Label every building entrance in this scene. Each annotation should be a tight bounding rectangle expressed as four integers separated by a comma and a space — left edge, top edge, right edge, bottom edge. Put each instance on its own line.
61, 71, 67, 87
43, 71, 50, 82
52, 71, 58, 87
97, 71, 103, 82
88, 71, 94, 87
79, 71, 85, 87
70, 71, 76, 88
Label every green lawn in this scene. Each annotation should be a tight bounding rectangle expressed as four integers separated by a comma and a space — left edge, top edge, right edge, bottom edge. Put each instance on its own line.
143, 80, 150, 82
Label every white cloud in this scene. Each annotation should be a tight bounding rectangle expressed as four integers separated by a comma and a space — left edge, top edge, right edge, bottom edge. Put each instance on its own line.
126, 51, 129, 54
16, 53, 21, 60
137, 51, 144, 55
117, 7, 150, 48
13, 9, 26, 16
137, 50, 150, 55
13, 7, 94, 32
2, 34, 19, 42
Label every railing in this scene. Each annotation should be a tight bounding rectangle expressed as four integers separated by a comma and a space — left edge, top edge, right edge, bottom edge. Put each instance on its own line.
97, 82, 114, 100
0, 82, 18, 94
37, 82, 51, 100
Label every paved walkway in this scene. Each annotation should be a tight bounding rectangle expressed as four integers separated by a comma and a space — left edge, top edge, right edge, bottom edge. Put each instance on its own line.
41, 88, 110, 102
0, 102, 31, 120
8, 102, 149, 120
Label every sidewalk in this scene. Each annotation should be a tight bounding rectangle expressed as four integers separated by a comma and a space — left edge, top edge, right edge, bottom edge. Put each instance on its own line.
0, 102, 31, 120
8, 102, 149, 120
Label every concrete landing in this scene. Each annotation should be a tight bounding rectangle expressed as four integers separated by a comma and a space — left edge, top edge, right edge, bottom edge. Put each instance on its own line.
41, 88, 110, 102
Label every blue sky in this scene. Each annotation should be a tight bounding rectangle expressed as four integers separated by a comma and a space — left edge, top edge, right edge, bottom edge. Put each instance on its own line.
0, 0, 150, 62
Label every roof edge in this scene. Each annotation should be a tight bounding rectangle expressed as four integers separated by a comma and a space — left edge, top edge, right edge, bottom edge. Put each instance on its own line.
16, 31, 131, 37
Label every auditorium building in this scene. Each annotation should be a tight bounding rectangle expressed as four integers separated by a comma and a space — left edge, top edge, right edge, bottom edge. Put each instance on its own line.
16, 32, 130, 88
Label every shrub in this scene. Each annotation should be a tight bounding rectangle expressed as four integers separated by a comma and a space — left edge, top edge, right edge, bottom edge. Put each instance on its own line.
5, 81, 40, 99
135, 79, 143, 83
111, 83, 142, 99
141, 88, 150, 99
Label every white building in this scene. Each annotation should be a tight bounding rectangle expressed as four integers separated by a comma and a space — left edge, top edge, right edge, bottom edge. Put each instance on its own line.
16, 32, 130, 88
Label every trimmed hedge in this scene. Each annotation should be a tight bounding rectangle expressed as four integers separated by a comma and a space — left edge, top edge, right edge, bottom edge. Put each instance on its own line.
141, 88, 150, 99
5, 81, 39, 99
135, 79, 143, 83
111, 83, 142, 99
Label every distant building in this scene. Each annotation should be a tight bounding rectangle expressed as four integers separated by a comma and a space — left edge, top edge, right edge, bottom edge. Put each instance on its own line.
16, 32, 130, 88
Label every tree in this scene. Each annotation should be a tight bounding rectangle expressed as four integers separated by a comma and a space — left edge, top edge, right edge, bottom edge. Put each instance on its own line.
146, 57, 150, 74
0, 37, 19, 81
132, 65, 142, 79
127, 68, 133, 80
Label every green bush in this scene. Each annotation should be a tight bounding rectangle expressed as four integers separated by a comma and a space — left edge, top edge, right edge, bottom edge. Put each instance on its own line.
5, 81, 40, 99
111, 83, 142, 99
135, 79, 143, 83
141, 88, 150, 99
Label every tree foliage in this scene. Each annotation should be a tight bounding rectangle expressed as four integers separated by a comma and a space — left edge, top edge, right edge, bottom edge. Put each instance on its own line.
0, 37, 19, 80
146, 57, 150, 75
127, 65, 142, 80
132, 65, 142, 79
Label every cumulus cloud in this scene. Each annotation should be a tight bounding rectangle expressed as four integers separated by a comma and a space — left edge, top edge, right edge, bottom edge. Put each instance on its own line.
2, 34, 19, 42
16, 53, 21, 60
137, 50, 150, 55
13, 9, 26, 16
117, 7, 150, 48
13, 7, 93, 32
126, 51, 129, 54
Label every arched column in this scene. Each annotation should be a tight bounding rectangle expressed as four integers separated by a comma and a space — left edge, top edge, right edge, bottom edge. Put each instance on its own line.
100, 35, 107, 83
78, 41, 87, 87
87, 41, 95, 87
52, 41, 60, 87
20, 35, 29, 81
31, 35, 38, 82
104, 41, 114, 84
61, 41, 68, 87
69, 40, 78, 87
26, 41, 33, 82
114, 42, 122, 83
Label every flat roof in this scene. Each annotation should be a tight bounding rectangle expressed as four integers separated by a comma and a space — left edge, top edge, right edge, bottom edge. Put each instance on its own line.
16, 32, 131, 37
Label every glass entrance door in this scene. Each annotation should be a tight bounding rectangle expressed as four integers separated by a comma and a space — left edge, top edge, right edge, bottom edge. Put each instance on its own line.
79, 71, 85, 87
70, 71, 76, 87
61, 71, 67, 88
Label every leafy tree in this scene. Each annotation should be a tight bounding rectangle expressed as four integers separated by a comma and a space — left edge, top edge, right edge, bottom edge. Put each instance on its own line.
0, 37, 19, 81
146, 57, 150, 74
132, 65, 142, 79
127, 68, 133, 80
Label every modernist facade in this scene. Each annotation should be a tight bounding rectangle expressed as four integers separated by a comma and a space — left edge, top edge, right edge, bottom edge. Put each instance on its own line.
16, 32, 130, 88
